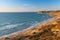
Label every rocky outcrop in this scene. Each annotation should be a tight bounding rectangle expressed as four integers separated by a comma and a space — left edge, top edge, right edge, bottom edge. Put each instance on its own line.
38, 10, 60, 14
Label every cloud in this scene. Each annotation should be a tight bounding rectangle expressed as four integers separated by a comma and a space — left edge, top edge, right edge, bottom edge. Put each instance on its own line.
0, 3, 39, 12
0, 6, 37, 12
23, 4, 29, 6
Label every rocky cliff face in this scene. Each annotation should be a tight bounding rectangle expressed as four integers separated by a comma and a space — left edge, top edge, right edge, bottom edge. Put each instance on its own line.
38, 10, 60, 15
0, 10, 60, 40
38, 10, 60, 17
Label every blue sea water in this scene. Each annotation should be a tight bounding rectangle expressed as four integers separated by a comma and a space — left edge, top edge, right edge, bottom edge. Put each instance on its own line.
0, 12, 51, 36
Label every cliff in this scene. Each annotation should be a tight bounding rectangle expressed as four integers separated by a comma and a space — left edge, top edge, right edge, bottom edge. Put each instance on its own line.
0, 10, 60, 40
38, 10, 60, 15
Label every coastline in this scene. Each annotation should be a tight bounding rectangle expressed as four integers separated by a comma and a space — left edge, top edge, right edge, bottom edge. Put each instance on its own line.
0, 11, 60, 40
0, 17, 55, 37
0, 17, 57, 39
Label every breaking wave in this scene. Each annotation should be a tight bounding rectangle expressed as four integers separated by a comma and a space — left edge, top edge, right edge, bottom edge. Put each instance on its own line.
0, 23, 24, 30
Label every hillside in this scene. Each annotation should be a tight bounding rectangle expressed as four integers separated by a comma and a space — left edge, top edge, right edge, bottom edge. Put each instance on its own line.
0, 10, 60, 40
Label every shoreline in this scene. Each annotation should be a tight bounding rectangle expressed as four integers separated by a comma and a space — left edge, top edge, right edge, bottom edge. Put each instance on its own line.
0, 17, 55, 38
0, 10, 60, 40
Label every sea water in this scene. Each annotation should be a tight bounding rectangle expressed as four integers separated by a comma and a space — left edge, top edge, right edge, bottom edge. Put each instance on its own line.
0, 12, 51, 36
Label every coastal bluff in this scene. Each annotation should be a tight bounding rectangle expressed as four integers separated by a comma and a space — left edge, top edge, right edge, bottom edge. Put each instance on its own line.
0, 10, 60, 40
38, 10, 60, 13
38, 10, 60, 17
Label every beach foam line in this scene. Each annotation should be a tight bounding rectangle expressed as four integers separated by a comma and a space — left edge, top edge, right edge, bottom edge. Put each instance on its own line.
35, 17, 56, 26
0, 21, 38, 37
0, 23, 24, 31
0, 22, 10, 25
0, 17, 56, 38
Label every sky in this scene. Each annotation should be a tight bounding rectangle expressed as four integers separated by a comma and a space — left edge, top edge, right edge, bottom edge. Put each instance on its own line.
0, 0, 60, 12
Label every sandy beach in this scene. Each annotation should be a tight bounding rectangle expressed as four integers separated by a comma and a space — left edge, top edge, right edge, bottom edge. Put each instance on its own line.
0, 10, 60, 40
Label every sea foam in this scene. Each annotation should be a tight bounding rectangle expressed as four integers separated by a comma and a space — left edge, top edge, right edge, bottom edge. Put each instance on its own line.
0, 23, 24, 30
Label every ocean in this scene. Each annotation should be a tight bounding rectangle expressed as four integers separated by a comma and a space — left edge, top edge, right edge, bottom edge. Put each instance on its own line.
0, 12, 51, 36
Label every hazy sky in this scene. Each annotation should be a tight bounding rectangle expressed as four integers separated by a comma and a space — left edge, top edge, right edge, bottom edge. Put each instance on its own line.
0, 0, 60, 12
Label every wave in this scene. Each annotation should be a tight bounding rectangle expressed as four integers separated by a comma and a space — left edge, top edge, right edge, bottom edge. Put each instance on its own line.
0, 18, 55, 38
0, 23, 10, 25
0, 23, 24, 30
0, 21, 38, 37
0, 17, 55, 38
